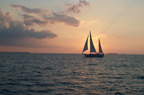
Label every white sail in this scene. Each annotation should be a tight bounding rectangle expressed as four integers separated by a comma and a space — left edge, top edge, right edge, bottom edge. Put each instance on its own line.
99, 39, 103, 53
90, 32, 96, 53
82, 36, 88, 52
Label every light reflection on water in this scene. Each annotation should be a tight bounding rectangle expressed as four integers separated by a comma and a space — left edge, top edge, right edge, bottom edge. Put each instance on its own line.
0, 53, 144, 95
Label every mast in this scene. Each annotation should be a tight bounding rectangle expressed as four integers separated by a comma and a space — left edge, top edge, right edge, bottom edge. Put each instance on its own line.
90, 32, 96, 54
99, 38, 103, 53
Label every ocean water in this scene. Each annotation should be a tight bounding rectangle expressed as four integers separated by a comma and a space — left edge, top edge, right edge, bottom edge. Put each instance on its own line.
0, 53, 144, 95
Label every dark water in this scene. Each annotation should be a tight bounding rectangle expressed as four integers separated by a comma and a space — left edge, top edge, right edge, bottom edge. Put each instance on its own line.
0, 53, 144, 95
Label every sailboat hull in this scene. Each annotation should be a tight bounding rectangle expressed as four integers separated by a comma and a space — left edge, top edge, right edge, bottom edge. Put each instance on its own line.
84, 53, 104, 58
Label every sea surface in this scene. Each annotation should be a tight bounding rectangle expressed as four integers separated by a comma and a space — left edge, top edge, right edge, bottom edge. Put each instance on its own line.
0, 53, 144, 95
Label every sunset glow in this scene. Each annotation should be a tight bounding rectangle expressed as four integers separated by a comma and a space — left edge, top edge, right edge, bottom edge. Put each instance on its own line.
0, 0, 144, 54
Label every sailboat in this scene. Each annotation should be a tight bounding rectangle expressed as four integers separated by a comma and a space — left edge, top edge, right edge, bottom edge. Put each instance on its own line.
82, 32, 104, 58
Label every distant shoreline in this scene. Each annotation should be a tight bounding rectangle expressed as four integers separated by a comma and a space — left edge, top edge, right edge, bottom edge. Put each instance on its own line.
0, 52, 30, 54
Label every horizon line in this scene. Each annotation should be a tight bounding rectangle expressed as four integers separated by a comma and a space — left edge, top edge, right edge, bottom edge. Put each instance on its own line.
0, 52, 144, 55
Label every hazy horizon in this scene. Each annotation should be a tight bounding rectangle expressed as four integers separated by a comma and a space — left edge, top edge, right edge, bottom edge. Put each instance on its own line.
0, 51, 144, 55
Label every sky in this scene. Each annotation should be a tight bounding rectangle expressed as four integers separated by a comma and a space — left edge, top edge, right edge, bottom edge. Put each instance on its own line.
0, 0, 144, 54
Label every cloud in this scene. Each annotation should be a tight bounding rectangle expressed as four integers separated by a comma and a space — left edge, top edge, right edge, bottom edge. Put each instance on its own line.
0, 11, 12, 29
66, 0, 89, 13
22, 14, 48, 26
0, 9, 57, 47
0, 27, 57, 39
42, 13, 80, 27
11, 5, 80, 27
0, 38, 54, 48
22, 13, 80, 27
10, 5, 49, 14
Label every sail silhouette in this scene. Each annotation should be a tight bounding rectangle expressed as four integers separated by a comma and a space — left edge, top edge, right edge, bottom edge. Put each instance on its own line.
83, 35, 88, 52
99, 38, 103, 53
90, 32, 96, 53
82, 31, 104, 58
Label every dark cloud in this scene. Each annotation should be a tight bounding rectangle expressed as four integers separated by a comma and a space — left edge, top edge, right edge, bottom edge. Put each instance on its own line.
22, 13, 80, 27
22, 14, 48, 26
24, 19, 48, 26
0, 9, 57, 47
0, 38, 38, 47
0, 27, 57, 39
22, 14, 34, 19
42, 13, 80, 27
66, 0, 89, 13
0, 10, 12, 29
79, 0, 89, 6
0, 38, 56, 48
11, 5, 80, 27
10, 5, 49, 14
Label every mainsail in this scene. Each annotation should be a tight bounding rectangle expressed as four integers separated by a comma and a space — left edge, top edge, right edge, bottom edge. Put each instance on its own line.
99, 39, 103, 53
82, 36, 88, 52
90, 32, 96, 53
